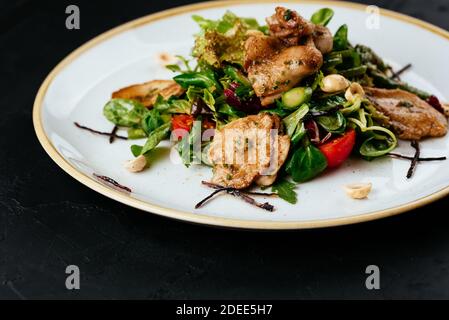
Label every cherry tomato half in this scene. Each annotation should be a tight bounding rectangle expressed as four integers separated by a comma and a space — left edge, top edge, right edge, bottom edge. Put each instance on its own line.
318, 129, 356, 168
171, 114, 194, 140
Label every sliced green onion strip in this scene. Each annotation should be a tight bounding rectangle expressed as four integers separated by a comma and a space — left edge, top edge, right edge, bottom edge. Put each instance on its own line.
341, 97, 362, 115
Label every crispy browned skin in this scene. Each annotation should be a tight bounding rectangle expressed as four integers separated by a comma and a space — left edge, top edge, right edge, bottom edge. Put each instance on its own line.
364, 87, 448, 140
244, 7, 328, 106
208, 114, 290, 189
245, 38, 322, 106
112, 80, 184, 107
243, 35, 283, 70
266, 7, 333, 54
266, 7, 315, 46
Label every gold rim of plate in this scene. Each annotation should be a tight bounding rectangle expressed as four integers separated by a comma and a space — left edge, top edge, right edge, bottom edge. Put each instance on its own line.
32, 0, 449, 230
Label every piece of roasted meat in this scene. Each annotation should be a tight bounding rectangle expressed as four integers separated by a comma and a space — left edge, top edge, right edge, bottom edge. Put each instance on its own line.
266, 7, 315, 46
112, 80, 184, 108
208, 113, 290, 189
364, 87, 448, 140
243, 7, 333, 106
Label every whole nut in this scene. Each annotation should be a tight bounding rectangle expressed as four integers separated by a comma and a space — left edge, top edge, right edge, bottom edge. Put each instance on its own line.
344, 183, 372, 199
124, 155, 147, 173
345, 82, 365, 103
321, 74, 350, 93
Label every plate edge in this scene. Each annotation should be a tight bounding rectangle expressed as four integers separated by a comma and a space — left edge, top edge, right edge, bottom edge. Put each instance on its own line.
32, 0, 449, 230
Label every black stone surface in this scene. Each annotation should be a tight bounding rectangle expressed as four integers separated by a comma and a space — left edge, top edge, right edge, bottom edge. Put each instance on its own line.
1, 0, 449, 299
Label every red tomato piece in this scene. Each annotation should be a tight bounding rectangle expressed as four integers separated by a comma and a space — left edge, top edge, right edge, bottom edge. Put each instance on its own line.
171, 114, 194, 140
171, 114, 194, 132
318, 129, 356, 168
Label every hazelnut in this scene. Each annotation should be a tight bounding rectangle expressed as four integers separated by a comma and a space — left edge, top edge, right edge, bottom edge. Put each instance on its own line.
124, 155, 147, 173
321, 74, 350, 93
345, 82, 365, 103
344, 183, 372, 199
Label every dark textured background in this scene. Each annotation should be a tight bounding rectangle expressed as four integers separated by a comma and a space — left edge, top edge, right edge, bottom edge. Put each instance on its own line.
1, 0, 449, 299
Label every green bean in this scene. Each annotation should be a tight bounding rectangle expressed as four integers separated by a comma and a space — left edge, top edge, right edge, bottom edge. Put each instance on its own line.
338, 65, 367, 78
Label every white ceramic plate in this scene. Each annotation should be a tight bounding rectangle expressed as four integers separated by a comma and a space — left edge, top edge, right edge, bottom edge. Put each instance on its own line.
33, 0, 449, 229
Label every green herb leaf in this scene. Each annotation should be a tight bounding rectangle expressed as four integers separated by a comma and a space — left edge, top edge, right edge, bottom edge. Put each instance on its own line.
218, 103, 246, 118
103, 99, 149, 127
141, 109, 165, 135
131, 145, 143, 157
203, 89, 216, 112
153, 95, 171, 112
154, 95, 191, 114
242, 17, 262, 30
258, 25, 269, 34
291, 122, 307, 146
186, 86, 203, 102
286, 143, 328, 183
283, 104, 309, 137
140, 122, 171, 155
174, 71, 220, 92
310, 8, 334, 26
316, 111, 347, 134
192, 15, 218, 31
216, 11, 239, 33
333, 24, 349, 51
175, 55, 193, 71
169, 100, 191, 114
127, 128, 147, 140
192, 11, 262, 68
166, 64, 182, 72
310, 71, 324, 91
309, 95, 346, 111
224, 65, 252, 87
272, 178, 298, 204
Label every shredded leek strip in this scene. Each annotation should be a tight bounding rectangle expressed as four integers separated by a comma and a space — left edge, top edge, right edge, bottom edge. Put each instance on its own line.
365, 126, 397, 144
347, 100, 398, 157
340, 97, 362, 115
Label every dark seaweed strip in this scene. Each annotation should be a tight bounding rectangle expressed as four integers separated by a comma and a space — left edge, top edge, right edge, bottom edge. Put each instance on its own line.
229, 189, 275, 212
195, 189, 227, 209
388, 153, 446, 162
109, 126, 118, 144
93, 173, 132, 193
74, 122, 127, 140
245, 191, 278, 197
201, 181, 277, 197
406, 140, 420, 179
391, 63, 412, 80
196, 181, 275, 212
201, 181, 227, 190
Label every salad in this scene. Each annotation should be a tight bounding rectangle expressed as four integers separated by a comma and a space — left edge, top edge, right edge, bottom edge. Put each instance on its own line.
82, 7, 448, 209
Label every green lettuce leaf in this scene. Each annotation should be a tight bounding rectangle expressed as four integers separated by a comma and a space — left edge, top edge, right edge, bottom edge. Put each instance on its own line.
272, 178, 298, 204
